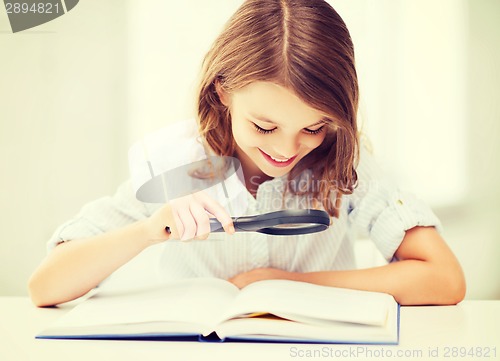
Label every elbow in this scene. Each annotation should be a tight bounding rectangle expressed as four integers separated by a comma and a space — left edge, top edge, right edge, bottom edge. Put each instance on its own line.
435, 264, 467, 305
397, 262, 467, 306
28, 276, 49, 308
28, 270, 93, 307
28, 273, 58, 308
445, 269, 466, 305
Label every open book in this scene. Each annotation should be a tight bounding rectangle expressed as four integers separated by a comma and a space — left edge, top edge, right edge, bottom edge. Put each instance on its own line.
37, 278, 399, 344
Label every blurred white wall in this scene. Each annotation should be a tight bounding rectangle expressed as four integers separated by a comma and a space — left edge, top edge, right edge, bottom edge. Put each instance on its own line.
450, 0, 500, 299
125, 0, 242, 139
352, 0, 468, 207
0, 1, 130, 295
0, 0, 498, 299
346, 0, 500, 299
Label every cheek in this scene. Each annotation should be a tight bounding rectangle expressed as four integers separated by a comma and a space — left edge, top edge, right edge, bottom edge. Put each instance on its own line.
232, 122, 251, 148
243, 133, 266, 148
231, 120, 245, 143
301, 133, 327, 150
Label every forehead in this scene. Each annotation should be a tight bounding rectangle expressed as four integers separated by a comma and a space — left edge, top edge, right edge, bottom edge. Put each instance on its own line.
231, 82, 325, 126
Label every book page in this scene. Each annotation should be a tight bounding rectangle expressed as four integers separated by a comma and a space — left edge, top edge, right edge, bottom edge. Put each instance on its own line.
215, 303, 398, 343
219, 280, 395, 327
47, 278, 239, 332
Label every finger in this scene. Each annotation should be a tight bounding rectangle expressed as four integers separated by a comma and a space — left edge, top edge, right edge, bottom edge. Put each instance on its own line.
176, 207, 197, 241
169, 210, 183, 240
197, 196, 234, 234
189, 202, 211, 237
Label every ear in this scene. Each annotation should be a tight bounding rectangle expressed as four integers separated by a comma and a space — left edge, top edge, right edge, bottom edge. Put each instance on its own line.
215, 80, 231, 107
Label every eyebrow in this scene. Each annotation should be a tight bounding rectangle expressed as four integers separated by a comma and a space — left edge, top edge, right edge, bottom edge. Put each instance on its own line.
250, 114, 327, 128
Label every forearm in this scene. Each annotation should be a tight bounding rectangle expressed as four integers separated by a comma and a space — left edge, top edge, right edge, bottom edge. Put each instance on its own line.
295, 260, 465, 305
229, 228, 465, 305
28, 220, 154, 307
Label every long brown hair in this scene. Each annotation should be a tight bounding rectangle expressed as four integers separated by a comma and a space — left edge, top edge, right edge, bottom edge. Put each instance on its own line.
197, 0, 359, 218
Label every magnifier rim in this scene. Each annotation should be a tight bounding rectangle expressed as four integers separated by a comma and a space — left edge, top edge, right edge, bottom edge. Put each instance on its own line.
211, 209, 330, 235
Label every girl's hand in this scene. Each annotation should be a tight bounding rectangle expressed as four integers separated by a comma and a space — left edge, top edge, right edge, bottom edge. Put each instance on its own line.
228, 268, 301, 289
144, 190, 235, 242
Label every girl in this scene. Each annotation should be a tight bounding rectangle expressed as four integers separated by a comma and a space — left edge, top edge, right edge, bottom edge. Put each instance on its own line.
28, 0, 465, 307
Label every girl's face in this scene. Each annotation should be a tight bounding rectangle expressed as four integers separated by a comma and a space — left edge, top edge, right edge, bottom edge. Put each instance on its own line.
219, 81, 327, 184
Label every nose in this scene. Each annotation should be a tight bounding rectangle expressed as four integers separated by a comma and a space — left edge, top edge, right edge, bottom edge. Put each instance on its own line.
275, 135, 300, 158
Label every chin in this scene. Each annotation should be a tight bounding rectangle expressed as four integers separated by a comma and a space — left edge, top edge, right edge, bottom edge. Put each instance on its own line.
262, 169, 286, 179
260, 162, 295, 178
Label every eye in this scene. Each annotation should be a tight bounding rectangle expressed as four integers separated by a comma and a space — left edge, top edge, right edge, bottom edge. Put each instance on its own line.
304, 125, 325, 135
253, 123, 277, 134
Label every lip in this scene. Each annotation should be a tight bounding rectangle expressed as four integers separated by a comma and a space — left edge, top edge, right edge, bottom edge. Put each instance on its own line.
259, 149, 297, 168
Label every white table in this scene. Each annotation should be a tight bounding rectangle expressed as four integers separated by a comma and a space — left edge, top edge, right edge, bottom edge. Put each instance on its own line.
0, 298, 498, 361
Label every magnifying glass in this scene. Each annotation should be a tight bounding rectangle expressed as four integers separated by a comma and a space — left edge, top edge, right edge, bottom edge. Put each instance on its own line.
209, 209, 330, 236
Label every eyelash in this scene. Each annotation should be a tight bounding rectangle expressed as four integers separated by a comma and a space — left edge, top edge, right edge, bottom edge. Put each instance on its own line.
304, 126, 325, 135
253, 124, 276, 134
253, 123, 325, 135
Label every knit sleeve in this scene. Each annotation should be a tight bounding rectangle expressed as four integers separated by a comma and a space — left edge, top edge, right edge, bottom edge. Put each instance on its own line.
347, 144, 443, 262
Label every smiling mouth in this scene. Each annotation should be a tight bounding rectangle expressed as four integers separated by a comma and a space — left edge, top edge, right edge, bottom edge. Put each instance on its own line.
270, 155, 291, 162
259, 149, 297, 167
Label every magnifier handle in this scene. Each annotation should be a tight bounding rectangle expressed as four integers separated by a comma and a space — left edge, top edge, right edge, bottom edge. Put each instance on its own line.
209, 215, 263, 233
209, 218, 228, 233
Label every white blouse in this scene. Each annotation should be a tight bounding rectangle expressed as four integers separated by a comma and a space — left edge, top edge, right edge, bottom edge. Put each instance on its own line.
46, 120, 442, 287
